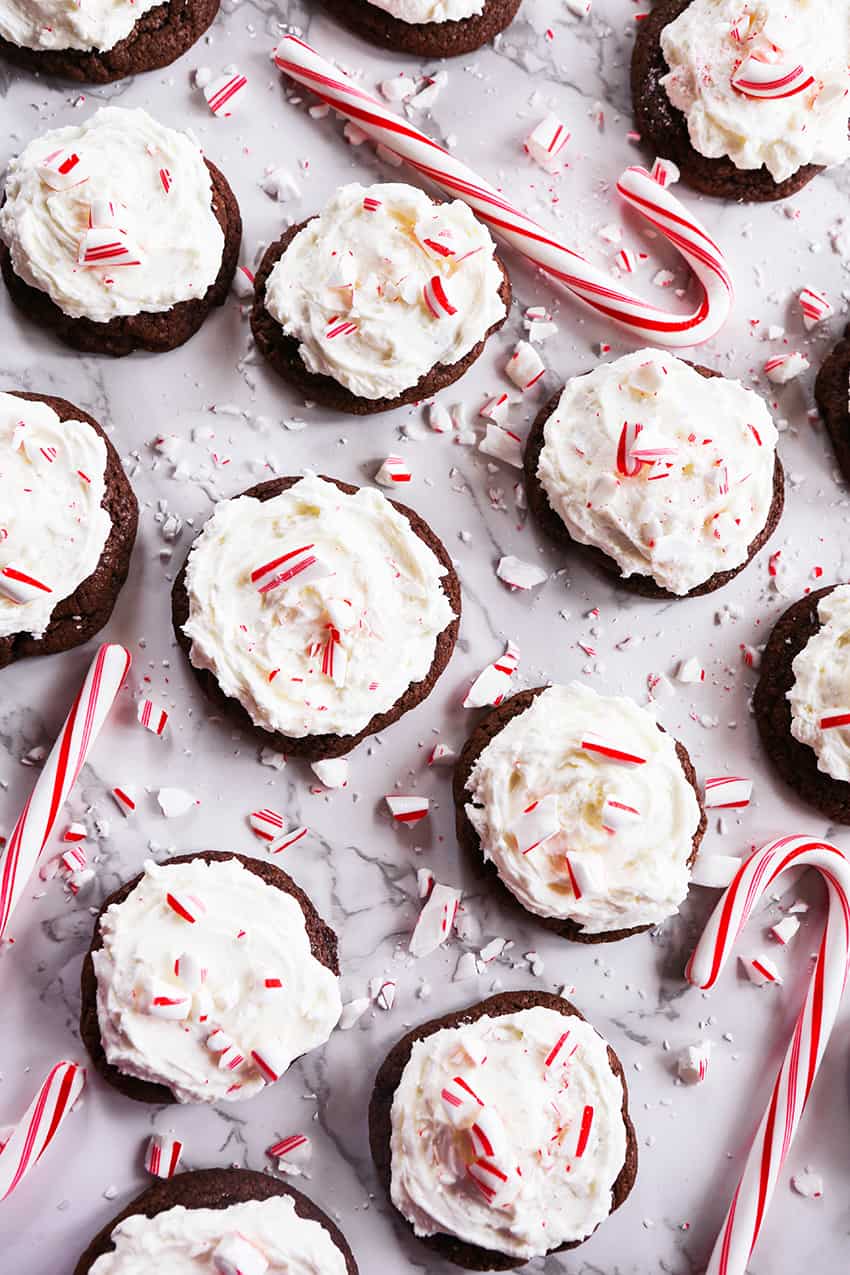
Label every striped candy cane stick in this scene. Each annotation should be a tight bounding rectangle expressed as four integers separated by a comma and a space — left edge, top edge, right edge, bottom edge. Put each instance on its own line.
0, 643, 131, 939
0, 1060, 86, 1199
687, 835, 850, 1275
272, 35, 734, 347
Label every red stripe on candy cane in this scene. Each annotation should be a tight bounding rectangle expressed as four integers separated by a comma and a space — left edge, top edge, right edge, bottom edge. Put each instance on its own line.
272, 36, 734, 347
686, 836, 850, 1275
731, 57, 815, 100
580, 735, 647, 765
820, 712, 850, 730
0, 1061, 86, 1200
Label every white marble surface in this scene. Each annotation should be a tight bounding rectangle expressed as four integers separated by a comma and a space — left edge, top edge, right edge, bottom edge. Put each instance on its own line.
2, 1, 850, 1271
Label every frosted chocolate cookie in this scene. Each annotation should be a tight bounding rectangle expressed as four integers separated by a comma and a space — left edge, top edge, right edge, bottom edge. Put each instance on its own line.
814, 323, 850, 482
0, 0, 219, 84
321, 0, 521, 57
172, 473, 461, 761
524, 349, 784, 598
754, 584, 850, 822
0, 106, 241, 356
80, 852, 341, 1104
369, 991, 637, 1270
454, 683, 706, 943
0, 390, 137, 669
251, 182, 510, 414
74, 1168, 359, 1275
631, 0, 850, 201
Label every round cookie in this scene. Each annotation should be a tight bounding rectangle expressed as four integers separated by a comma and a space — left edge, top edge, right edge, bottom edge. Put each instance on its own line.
0, 390, 137, 670
73, 1168, 359, 1275
369, 990, 638, 1271
251, 183, 510, 415
0, 0, 220, 84
453, 685, 707, 943
754, 584, 850, 823
0, 107, 241, 357
320, 0, 521, 58
80, 851, 341, 1105
630, 0, 833, 201
524, 352, 785, 599
172, 473, 462, 762
814, 323, 850, 483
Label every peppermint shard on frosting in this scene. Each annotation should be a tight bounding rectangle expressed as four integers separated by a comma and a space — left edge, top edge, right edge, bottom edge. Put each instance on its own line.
388, 1004, 631, 1258
91, 856, 341, 1103
464, 682, 703, 936
262, 182, 506, 401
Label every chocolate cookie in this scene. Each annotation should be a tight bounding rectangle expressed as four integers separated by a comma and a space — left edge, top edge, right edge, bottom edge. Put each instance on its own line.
0, 159, 241, 356
73, 1168, 359, 1275
814, 323, 850, 483
453, 687, 707, 943
320, 0, 521, 57
250, 219, 511, 415
79, 850, 340, 1104
631, 0, 824, 201
753, 585, 850, 823
0, 0, 220, 85
0, 391, 137, 670
369, 990, 638, 1271
523, 368, 785, 599
172, 475, 462, 761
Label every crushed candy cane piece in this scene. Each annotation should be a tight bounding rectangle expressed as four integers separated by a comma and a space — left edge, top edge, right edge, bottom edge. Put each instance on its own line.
374, 454, 412, 486
37, 148, 89, 190
479, 423, 523, 468
791, 1167, 824, 1199
463, 641, 519, 708
496, 556, 547, 590
138, 699, 168, 736
250, 808, 285, 841
310, 758, 348, 789
410, 882, 461, 957
204, 71, 248, 117
510, 794, 560, 855
111, 786, 136, 816
525, 113, 570, 173
650, 156, 680, 187
0, 565, 52, 604
428, 742, 456, 766
704, 776, 752, 809
798, 286, 833, 330
769, 916, 800, 945
505, 341, 545, 390
268, 1132, 312, 1175
157, 787, 196, 818
764, 352, 810, 384
677, 1041, 710, 1085
143, 1134, 183, 1179
690, 853, 742, 889
479, 393, 510, 426
386, 794, 429, 825
740, 953, 783, 986
565, 852, 607, 899
676, 657, 705, 684
62, 821, 86, 843
212, 1232, 268, 1275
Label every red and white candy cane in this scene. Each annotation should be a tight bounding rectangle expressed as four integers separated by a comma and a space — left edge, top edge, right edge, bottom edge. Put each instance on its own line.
0, 1060, 86, 1199
0, 643, 131, 940
273, 35, 734, 347
686, 835, 850, 1275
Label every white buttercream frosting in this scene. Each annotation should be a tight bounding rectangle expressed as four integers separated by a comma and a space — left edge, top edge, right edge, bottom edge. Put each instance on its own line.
365, 0, 484, 22
182, 473, 457, 741
788, 585, 850, 782
92, 857, 341, 1104
263, 183, 506, 400
464, 683, 702, 935
0, 392, 111, 640
0, 0, 160, 53
536, 349, 779, 596
661, 0, 850, 183
0, 107, 224, 323
88, 1195, 349, 1275
390, 1005, 628, 1258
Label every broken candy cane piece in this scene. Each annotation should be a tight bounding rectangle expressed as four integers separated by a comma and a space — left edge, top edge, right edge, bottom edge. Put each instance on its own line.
496, 556, 548, 590
676, 657, 705, 684
204, 71, 248, 118
505, 341, 545, 390
479, 393, 511, 426
143, 1134, 183, 1179
791, 1167, 824, 1198
428, 742, 456, 766
250, 1040, 290, 1083
251, 545, 332, 596
769, 915, 800, 945
249, 808, 285, 841
731, 56, 815, 100
310, 758, 348, 789
37, 148, 89, 190
763, 352, 810, 384
565, 852, 607, 899
479, 423, 523, 468
463, 641, 520, 708
137, 698, 168, 736
677, 1041, 711, 1085
650, 156, 680, 187
111, 786, 137, 817
0, 565, 53, 604
601, 796, 642, 831
410, 882, 461, 957
385, 794, 429, 826
704, 776, 752, 809
510, 794, 560, 855
157, 787, 196, 818
62, 822, 86, 844
524, 113, 570, 173
268, 1132, 312, 1175
469, 1106, 508, 1160
690, 853, 743, 889
212, 1232, 269, 1275
165, 891, 206, 923
798, 287, 833, 331
144, 979, 192, 1020
374, 454, 412, 486
269, 825, 309, 853
440, 1074, 484, 1125
740, 953, 783, 986
581, 734, 647, 765
369, 977, 397, 1010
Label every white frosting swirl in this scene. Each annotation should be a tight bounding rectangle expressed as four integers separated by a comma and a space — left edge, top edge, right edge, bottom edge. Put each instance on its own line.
88, 1195, 349, 1275
0, 392, 111, 640
92, 857, 341, 1104
365, 0, 484, 22
263, 183, 506, 401
788, 585, 850, 782
390, 1005, 628, 1258
0, 107, 225, 323
536, 350, 779, 596
0, 0, 161, 53
182, 473, 457, 741
465, 683, 702, 935
661, 0, 850, 183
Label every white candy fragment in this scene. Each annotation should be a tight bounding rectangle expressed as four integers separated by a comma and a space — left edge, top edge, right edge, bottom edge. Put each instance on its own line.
496, 556, 548, 590
310, 759, 349, 789
677, 1041, 711, 1085
410, 882, 461, 957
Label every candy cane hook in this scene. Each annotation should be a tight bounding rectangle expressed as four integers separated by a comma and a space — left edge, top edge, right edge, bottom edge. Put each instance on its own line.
687, 835, 850, 1275
272, 35, 734, 348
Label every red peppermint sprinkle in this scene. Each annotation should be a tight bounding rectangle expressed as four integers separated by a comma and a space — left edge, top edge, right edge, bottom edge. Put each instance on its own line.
573, 1104, 594, 1157
362, 196, 382, 211
544, 1030, 572, 1068
326, 317, 358, 339
159, 167, 172, 194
